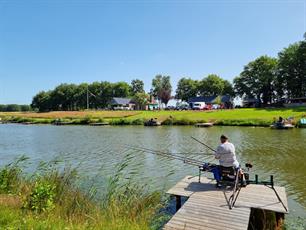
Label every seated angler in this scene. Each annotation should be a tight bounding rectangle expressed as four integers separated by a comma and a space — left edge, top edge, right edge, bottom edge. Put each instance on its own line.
212, 135, 240, 188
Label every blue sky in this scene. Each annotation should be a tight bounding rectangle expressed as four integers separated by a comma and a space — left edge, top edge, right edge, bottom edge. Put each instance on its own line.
0, 0, 305, 104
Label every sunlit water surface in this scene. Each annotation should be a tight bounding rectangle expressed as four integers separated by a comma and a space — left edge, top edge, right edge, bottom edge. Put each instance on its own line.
0, 124, 305, 219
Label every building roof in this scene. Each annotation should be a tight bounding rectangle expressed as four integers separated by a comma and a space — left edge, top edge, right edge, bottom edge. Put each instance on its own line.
242, 97, 260, 103
188, 95, 232, 103
111, 97, 134, 105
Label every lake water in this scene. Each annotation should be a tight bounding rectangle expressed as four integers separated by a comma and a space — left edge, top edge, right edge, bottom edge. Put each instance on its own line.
0, 124, 305, 219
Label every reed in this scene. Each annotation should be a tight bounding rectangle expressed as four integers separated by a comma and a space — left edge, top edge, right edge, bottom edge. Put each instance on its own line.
0, 155, 167, 229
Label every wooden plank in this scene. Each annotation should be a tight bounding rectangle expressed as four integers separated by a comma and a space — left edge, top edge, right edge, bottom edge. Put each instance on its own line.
176, 208, 250, 226
165, 214, 248, 230
173, 213, 248, 229
234, 184, 288, 213
165, 191, 251, 230
166, 176, 215, 197
165, 175, 288, 229
183, 202, 250, 218
165, 218, 240, 230
167, 176, 288, 213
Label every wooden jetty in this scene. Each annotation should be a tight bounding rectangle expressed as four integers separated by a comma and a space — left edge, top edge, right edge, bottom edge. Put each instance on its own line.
195, 123, 214, 127
89, 122, 109, 126
52, 121, 73, 125
164, 176, 288, 230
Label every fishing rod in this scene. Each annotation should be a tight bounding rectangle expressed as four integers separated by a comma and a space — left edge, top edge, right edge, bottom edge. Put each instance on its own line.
191, 136, 216, 153
124, 144, 206, 166
126, 144, 203, 166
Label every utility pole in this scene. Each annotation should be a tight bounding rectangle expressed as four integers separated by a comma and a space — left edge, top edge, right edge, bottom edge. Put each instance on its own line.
87, 85, 89, 110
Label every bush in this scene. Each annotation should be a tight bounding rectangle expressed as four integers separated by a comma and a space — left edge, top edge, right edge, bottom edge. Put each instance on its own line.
161, 118, 174, 125
215, 119, 271, 127
173, 118, 196, 125
109, 118, 132, 125
24, 180, 56, 213
79, 116, 92, 124
161, 117, 197, 125
131, 118, 144, 125
98, 118, 106, 123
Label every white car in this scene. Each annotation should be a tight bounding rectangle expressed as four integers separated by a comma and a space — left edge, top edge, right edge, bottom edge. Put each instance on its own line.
192, 102, 206, 110
113, 106, 133, 110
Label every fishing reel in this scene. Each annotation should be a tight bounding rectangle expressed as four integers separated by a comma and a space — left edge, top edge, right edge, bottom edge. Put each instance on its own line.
245, 163, 253, 170
242, 163, 253, 181
199, 162, 217, 172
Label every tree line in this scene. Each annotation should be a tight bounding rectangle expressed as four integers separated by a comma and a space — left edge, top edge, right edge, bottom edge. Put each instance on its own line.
30, 76, 173, 112
29, 35, 305, 111
0, 104, 31, 112
234, 37, 306, 105
29, 74, 235, 112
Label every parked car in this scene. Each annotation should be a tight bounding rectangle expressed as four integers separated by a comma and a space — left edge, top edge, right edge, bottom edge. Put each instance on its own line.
212, 104, 220, 110
192, 102, 206, 110
176, 104, 190, 110
165, 105, 176, 110
113, 106, 133, 110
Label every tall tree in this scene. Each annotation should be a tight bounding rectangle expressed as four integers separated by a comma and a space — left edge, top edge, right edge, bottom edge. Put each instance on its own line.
98, 81, 113, 108
74, 83, 88, 110
133, 92, 149, 110
198, 74, 225, 96
50, 84, 77, 110
151, 75, 172, 106
88, 82, 102, 109
131, 79, 145, 95
223, 80, 235, 97
276, 40, 306, 98
31, 91, 52, 112
175, 78, 198, 101
234, 56, 277, 104
112, 82, 131, 98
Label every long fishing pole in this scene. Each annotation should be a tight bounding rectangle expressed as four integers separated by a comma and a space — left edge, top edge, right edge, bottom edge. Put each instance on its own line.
126, 144, 210, 162
125, 144, 204, 166
191, 136, 216, 153
126, 144, 202, 165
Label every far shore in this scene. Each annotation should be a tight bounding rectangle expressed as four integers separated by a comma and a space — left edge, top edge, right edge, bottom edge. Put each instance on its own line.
1, 107, 306, 127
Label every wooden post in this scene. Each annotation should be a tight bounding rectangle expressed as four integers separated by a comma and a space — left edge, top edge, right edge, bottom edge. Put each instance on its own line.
198, 167, 201, 183
175, 195, 181, 211
275, 212, 284, 230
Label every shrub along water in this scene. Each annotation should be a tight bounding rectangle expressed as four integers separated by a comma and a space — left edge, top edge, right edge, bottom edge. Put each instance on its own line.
0, 155, 168, 229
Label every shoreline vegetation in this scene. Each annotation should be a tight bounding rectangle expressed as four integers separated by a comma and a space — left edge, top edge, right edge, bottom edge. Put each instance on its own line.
1, 107, 306, 127
1, 157, 306, 230
0, 155, 168, 229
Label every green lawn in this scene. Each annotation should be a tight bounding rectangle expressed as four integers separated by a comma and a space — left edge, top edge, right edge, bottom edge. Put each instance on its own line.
1, 107, 306, 126
126, 107, 306, 126
132, 108, 305, 121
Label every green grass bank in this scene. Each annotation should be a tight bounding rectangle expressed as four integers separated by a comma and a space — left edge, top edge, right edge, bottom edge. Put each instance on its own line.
1, 107, 306, 127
